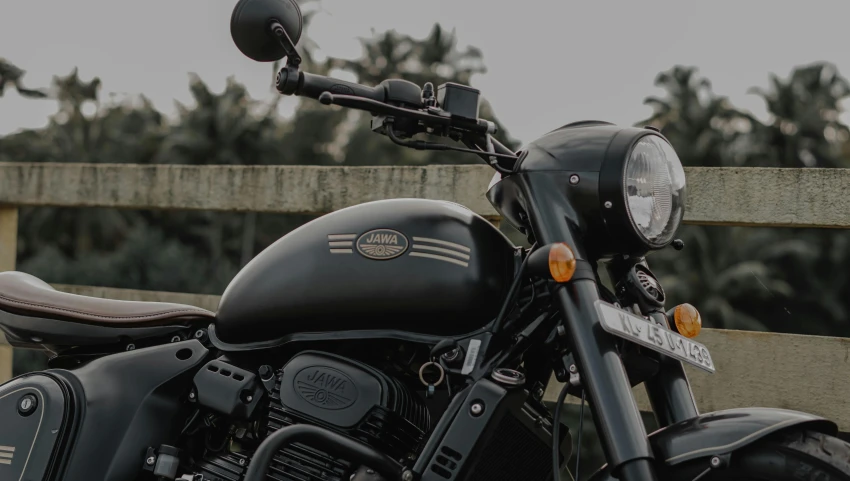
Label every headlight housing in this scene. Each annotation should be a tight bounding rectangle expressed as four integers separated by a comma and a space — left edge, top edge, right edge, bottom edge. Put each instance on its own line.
599, 129, 686, 254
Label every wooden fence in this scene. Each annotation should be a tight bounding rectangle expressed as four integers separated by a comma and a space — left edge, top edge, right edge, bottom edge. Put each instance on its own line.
0, 163, 849, 431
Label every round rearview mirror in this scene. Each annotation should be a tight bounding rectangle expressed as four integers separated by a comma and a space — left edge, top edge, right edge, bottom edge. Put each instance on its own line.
230, 0, 303, 62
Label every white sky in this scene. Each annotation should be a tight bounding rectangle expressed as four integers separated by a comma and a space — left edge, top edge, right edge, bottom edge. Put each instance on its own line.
1, 0, 848, 145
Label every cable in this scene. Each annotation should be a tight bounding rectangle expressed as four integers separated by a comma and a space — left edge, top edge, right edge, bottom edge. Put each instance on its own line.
385, 124, 517, 172
493, 244, 537, 333
553, 382, 569, 481
575, 390, 586, 480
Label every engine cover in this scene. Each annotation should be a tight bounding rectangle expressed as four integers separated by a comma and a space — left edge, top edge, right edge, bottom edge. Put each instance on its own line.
267, 351, 429, 480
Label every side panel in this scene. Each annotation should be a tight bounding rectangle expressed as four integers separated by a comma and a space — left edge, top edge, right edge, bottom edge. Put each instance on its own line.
0, 374, 71, 481
56, 340, 208, 481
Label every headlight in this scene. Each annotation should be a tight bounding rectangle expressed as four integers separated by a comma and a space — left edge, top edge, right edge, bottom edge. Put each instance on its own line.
485, 122, 686, 258
623, 136, 686, 247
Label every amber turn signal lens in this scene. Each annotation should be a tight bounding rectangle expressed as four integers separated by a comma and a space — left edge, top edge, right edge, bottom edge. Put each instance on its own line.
548, 243, 577, 283
673, 303, 702, 338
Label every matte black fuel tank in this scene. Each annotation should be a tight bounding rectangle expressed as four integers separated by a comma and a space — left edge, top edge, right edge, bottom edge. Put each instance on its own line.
215, 199, 516, 344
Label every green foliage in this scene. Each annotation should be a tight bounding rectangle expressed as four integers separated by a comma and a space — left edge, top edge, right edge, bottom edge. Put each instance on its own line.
643, 64, 850, 336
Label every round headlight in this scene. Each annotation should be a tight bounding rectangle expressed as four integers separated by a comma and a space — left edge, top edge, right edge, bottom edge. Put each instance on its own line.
623, 136, 686, 247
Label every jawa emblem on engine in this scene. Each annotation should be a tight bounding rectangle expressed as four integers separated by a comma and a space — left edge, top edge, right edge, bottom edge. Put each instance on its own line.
356, 229, 409, 260
294, 367, 358, 409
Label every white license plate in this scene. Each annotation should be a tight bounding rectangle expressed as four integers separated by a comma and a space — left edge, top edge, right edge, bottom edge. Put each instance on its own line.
595, 301, 715, 373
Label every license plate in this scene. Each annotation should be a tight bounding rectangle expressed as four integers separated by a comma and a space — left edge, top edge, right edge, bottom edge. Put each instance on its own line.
595, 301, 715, 373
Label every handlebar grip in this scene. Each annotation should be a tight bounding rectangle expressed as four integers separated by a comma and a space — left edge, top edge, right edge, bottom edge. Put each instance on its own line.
297, 72, 385, 103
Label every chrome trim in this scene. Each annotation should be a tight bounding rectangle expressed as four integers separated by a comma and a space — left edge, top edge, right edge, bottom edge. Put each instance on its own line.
411, 244, 470, 260
328, 241, 353, 247
411, 236, 471, 252
327, 234, 357, 240
409, 252, 469, 267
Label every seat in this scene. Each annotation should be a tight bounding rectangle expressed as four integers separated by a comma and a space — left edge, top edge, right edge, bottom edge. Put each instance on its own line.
0, 271, 215, 348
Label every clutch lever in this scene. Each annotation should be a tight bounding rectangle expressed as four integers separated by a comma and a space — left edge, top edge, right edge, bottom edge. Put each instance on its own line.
319, 91, 448, 125
318, 92, 493, 135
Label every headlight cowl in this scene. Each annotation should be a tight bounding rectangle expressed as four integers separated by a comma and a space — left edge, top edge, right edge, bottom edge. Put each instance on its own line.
599, 129, 686, 254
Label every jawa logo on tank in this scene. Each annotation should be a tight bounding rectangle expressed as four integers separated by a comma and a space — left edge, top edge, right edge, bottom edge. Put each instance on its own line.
356, 229, 409, 260
294, 366, 358, 409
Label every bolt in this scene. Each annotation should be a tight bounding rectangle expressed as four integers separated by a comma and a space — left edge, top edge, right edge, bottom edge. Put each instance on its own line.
556, 325, 566, 337
239, 458, 246, 466
569, 364, 578, 374
126, 344, 135, 351
170, 336, 181, 343
402, 470, 414, 481
246, 395, 253, 403
470, 402, 484, 416
569, 174, 580, 185
194, 330, 205, 339
535, 387, 545, 399
710, 456, 721, 468
188, 390, 196, 401
604, 201, 613, 209
146, 456, 156, 466
366, 469, 375, 475
258, 365, 274, 381
442, 348, 461, 363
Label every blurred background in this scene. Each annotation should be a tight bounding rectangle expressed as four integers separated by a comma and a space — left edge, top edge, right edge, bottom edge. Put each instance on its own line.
3, 0, 850, 477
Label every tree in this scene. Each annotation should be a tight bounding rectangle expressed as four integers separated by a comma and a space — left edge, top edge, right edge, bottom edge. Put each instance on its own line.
0, 58, 47, 98
746, 62, 850, 168
639, 66, 747, 167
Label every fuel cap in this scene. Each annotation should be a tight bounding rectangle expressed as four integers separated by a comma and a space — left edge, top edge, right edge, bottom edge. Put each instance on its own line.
18, 394, 37, 416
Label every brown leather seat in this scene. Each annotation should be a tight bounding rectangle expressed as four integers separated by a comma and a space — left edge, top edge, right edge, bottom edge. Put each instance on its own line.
0, 271, 215, 327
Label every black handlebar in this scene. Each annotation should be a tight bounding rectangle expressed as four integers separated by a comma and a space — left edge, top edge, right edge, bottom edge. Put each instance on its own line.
298, 72, 386, 103
275, 66, 517, 170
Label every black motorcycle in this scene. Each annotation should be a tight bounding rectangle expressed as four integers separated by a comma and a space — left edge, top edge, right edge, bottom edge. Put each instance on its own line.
1, 0, 848, 480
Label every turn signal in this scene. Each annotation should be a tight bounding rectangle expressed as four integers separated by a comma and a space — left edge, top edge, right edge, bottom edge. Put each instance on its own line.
673, 303, 702, 338
548, 243, 577, 283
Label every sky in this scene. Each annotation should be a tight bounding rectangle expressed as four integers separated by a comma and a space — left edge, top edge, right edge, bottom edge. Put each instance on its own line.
1, 0, 849, 145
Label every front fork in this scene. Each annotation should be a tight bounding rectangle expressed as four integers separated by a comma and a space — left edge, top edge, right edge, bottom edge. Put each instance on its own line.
555, 282, 659, 480
520, 173, 699, 480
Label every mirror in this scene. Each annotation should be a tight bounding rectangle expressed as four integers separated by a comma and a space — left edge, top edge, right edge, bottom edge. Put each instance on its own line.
230, 0, 303, 62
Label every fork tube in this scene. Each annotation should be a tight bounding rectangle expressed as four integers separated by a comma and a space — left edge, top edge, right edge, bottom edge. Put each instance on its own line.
556, 283, 657, 479
643, 312, 699, 427
522, 172, 657, 480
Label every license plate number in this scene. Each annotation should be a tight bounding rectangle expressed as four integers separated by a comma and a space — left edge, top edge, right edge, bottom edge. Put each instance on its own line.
595, 301, 715, 373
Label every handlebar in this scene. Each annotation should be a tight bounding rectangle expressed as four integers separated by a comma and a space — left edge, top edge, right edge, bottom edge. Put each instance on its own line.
298, 72, 386, 103
275, 65, 517, 170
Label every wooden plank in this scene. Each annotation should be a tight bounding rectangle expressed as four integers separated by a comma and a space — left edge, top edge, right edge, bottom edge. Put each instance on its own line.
544, 328, 850, 432
0, 163, 499, 217
685, 167, 850, 228
2, 164, 850, 227
0, 207, 16, 381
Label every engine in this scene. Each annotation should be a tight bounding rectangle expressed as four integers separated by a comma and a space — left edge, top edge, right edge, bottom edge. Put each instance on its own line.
187, 351, 431, 481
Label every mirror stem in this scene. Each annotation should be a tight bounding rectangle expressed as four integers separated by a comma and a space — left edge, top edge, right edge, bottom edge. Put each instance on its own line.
269, 21, 302, 67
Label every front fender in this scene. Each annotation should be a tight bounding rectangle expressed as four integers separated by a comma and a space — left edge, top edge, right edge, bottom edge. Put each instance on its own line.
590, 407, 837, 479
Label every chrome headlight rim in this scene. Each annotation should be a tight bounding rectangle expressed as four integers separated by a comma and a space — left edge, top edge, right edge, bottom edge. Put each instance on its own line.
598, 129, 686, 254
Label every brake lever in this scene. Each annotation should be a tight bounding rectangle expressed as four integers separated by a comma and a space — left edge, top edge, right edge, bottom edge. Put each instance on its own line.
318, 92, 493, 135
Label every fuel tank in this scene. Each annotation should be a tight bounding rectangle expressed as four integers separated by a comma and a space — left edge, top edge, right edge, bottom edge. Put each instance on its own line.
215, 199, 517, 344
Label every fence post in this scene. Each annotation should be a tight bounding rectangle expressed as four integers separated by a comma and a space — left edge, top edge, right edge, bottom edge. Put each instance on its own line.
0, 207, 18, 382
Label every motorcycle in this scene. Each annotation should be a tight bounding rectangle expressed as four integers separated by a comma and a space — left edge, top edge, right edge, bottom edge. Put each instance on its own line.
1, 0, 848, 479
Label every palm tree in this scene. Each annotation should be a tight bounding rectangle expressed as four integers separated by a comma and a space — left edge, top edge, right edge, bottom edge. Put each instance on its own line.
0, 58, 47, 98
745, 62, 850, 168
638, 66, 747, 167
